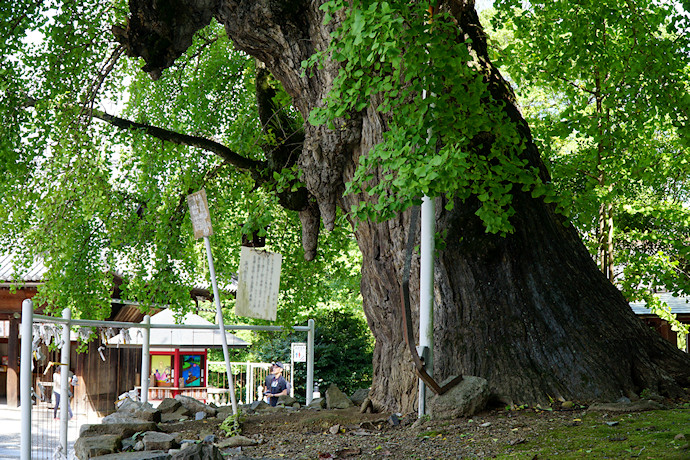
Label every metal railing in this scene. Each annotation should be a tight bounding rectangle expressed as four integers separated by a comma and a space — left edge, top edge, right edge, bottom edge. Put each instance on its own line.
20, 298, 315, 460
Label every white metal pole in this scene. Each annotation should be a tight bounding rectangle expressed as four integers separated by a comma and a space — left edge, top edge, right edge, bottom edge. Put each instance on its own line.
248, 363, 254, 403
204, 236, 238, 415
290, 344, 295, 398
246, 361, 251, 403
20, 299, 33, 460
418, 85, 435, 418
59, 307, 71, 455
306, 319, 315, 405
141, 315, 151, 404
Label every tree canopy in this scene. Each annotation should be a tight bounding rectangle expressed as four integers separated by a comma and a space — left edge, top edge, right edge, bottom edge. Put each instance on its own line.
490, 0, 690, 333
0, 2, 359, 322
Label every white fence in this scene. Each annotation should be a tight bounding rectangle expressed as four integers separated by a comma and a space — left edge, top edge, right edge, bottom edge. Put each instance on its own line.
19, 298, 315, 460
206, 361, 293, 406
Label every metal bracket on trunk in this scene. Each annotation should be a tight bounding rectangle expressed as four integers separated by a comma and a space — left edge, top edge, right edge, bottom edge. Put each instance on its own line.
400, 206, 464, 395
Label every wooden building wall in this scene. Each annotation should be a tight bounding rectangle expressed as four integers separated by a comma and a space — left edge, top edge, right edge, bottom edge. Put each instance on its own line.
32, 341, 141, 416
0, 287, 37, 406
75, 341, 141, 416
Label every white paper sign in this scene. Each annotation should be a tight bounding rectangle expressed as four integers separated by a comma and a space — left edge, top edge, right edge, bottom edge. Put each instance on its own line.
292, 343, 307, 363
187, 189, 213, 239
235, 246, 282, 321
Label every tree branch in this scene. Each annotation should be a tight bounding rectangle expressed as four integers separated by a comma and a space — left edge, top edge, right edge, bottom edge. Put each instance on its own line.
23, 96, 265, 173
92, 109, 265, 172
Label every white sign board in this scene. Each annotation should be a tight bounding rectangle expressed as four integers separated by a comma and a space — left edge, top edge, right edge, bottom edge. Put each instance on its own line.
292, 343, 307, 363
235, 246, 282, 321
187, 189, 213, 239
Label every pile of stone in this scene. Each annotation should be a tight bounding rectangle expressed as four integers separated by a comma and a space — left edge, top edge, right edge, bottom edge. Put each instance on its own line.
73, 385, 371, 459
74, 394, 235, 460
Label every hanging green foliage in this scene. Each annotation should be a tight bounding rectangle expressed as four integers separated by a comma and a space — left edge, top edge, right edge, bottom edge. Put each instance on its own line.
305, 0, 561, 234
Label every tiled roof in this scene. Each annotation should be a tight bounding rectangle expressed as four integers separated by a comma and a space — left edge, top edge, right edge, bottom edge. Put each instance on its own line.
630, 292, 690, 315
0, 253, 47, 283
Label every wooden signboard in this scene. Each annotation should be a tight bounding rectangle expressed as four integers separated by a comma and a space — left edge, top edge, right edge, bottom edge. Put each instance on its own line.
187, 189, 213, 239
235, 247, 282, 321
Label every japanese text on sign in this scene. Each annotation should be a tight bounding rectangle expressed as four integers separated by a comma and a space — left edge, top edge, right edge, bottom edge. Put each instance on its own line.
235, 246, 282, 321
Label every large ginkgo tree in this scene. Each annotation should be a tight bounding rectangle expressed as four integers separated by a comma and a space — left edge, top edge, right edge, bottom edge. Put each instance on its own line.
2, 0, 689, 412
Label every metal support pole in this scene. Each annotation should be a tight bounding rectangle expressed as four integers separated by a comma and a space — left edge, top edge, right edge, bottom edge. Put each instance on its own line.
59, 307, 71, 455
290, 345, 295, 398
245, 361, 251, 403
248, 363, 254, 403
306, 319, 315, 405
141, 315, 151, 404
418, 86, 435, 418
20, 299, 33, 460
204, 236, 238, 415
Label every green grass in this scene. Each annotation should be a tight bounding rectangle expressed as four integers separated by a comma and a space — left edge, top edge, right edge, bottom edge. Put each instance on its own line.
495, 409, 690, 459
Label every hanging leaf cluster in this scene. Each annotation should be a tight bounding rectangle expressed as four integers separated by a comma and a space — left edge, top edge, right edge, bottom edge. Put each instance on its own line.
306, 0, 556, 233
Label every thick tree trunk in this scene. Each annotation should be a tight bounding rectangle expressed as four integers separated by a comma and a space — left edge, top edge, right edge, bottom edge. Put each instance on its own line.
120, 0, 690, 412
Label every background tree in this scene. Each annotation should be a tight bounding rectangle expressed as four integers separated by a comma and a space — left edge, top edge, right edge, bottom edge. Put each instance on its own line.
255, 309, 374, 399
491, 0, 690, 334
2, 0, 690, 412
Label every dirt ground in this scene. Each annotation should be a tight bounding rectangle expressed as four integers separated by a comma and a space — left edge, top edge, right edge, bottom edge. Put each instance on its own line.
235, 406, 530, 459
160, 404, 606, 459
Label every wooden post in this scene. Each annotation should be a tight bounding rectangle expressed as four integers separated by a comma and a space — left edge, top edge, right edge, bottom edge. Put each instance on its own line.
7, 316, 20, 407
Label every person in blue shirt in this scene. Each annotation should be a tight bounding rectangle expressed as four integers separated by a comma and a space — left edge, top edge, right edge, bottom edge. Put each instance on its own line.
264, 362, 288, 406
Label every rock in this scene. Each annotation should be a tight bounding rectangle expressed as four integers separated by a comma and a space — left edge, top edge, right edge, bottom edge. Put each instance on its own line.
142, 431, 177, 451
134, 440, 145, 451
561, 401, 575, 410
79, 421, 158, 438
389, 414, 400, 426
217, 435, 259, 448
122, 436, 137, 451
326, 384, 354, 409
616, 396, 632, 404
74, 434, 122, 460
254, 404, 281, 414
115, 399, 162, 423
174, 394, 217, 416
292, 402, 301, 409
588, 400, 664, 413
157, 398, 182, 414
215, 405, 235, 418
278, 394, 297, 406
102, 412, 155, 424
675, 433, 686, 440
195, 411, 207, 420
250, 400, 270, 411
350, 388, 370, 406
160, 405, 193, 423
329, 424, 341, 434
427, 375, 490, 420
170, 442, 223, 460
161, 412, 188, 423
308, 397, 326, 410
90, 452, 171, 460
203, 434, 216, 443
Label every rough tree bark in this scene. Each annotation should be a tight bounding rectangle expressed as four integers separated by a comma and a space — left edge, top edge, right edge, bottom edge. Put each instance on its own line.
116, 0, 690, 412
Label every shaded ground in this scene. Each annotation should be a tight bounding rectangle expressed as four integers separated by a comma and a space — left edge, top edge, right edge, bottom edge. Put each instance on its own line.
161, 401, 690, 459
